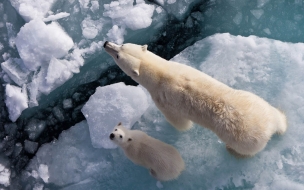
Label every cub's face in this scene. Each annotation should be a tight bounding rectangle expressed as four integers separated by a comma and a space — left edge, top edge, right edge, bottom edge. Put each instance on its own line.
103, 41, 148, 78
109, 122, 132, 146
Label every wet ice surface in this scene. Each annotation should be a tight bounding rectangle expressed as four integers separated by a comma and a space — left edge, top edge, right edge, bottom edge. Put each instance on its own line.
1, 0, 304, 189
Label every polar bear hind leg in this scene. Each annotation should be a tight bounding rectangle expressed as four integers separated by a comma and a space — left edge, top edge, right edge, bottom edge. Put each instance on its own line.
149, 168, 157, 179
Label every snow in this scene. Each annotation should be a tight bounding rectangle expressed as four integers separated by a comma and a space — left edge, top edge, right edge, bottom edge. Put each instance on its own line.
81, 17, 103, 39
38, 164, 49, 183
106, 25, 126, 45
15, 19, 73, 71
9, 0, 58, 22
44, 57, 74, 93
123, 3, 155, 30
103, 0, 155, 43
42, 12, 70, 22
1, 58, 30, 86
0, 164, 10, 187
81, 82, 150, 149
90, 1, 99, 13
5, 84, 28, 122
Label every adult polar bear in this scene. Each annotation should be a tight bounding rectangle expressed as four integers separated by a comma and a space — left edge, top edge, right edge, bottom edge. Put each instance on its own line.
103, 41, 287, 157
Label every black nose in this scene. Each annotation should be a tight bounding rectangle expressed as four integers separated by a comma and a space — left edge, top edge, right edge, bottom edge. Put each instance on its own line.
109, 133, 115, 140
104, 41, 108, 48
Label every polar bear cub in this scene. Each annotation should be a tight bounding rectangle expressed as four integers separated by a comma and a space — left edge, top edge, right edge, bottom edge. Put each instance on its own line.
109, 122, 185, 181
104, 41, 288, 158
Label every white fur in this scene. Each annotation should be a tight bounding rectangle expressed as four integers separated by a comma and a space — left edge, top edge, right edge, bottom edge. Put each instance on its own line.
110, 123, 185, 181
104, 42, 287, 157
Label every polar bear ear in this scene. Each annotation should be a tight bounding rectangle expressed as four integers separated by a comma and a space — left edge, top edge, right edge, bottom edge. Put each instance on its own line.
128, 138, 132, 141
118, 122, 122, 126
132, 69, 140, 76
142, 45, 148, 51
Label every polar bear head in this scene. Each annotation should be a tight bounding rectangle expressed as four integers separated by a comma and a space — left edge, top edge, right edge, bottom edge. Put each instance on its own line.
103, 41, 148, 78
109, 122, 132, 147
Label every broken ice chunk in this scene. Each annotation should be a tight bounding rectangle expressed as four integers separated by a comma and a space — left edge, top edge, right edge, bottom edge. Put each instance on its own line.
45, 57, 73, 87
13, 143, 23, 157
233, 12, 242, 25
81, 82, 150, 149
1, 58, 30, 86
43, 12, 70, 22
123, 3, 155, 30
81, 17, 103, 39
90, 0, 99, 13
15, 19, 73, 71
0, 164, 10, 187
53, 106, 65, 122
33, 183, 44, 190
63, 99, 73, 109
4, 123, 17, 137
5, 84, 28, 122
24, 140, 38, 154
106, 25, 125, 45
27, 76, 39, 107
9, 0, 58, 22
250, 9, 264, 19
38, 164, 49, 183
24, 119, 46, 140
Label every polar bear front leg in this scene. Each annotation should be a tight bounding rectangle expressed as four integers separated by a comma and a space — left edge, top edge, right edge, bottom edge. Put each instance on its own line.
157, 107, 193, 131
225, 145, 250, 158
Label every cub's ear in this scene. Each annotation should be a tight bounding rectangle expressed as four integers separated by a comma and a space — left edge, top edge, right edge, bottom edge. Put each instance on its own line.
128, 138, 132, 141
132, 69, 139, 76
118, 122, 122, 126
142, 45, 148, 51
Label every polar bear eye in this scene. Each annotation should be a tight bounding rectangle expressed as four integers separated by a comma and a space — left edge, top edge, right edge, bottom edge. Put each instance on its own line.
116, 55, 119, 59
115, 129, 117, 131
120, 135, 123, 138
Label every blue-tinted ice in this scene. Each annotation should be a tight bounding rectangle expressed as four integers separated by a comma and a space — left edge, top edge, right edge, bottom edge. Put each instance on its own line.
1, 0, 304, 189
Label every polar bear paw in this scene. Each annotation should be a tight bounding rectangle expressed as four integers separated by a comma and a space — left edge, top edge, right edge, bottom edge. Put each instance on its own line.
226, 144, 250, 158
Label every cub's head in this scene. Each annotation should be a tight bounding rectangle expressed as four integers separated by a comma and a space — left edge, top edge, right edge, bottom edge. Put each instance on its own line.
103, 41, 148, 78
109, 122, 132, 147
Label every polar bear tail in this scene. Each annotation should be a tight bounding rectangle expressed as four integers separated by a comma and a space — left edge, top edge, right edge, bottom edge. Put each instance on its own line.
276, 109, 287, 135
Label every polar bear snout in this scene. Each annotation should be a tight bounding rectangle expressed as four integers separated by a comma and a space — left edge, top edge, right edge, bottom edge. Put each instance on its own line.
103, 41, 108, 48
109, 133, 115, 140
103, 41, 120, 56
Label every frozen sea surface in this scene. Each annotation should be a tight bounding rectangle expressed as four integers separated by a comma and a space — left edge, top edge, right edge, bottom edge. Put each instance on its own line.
1, 0, 304, 189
